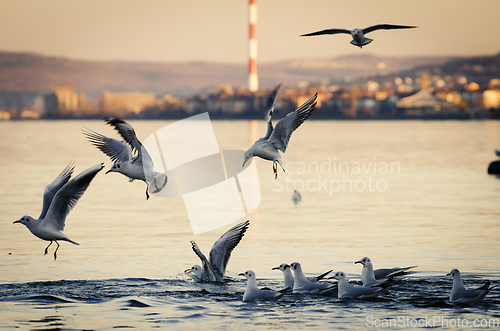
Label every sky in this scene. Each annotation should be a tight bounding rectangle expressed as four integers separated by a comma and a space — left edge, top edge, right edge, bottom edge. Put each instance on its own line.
1, 0, 500, 64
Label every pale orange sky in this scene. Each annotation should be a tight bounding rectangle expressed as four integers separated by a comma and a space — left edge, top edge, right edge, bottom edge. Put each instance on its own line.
1, 0, 499, 63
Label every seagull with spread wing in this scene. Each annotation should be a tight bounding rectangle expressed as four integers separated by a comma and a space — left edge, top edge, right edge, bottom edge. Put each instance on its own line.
83, 117, 167, 199
243, 85, 317, 179
13, 162, 104, 260
301, 24, 416, 48
186, 220, 250, 282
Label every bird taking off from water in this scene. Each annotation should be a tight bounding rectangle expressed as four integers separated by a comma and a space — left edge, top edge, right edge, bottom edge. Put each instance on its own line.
301, 24, 416, 48
186, 220, 250, 282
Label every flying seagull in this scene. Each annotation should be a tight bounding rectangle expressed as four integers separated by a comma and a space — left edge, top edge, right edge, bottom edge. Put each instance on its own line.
301, 24, 416, 48
239, 270, 285, 302
83, 117, 167, 199
243, 85, 317, 179
186, 220, 250, 282
291, 190, 302, 205
447, 269, 499, 303
14, 162, 104, 260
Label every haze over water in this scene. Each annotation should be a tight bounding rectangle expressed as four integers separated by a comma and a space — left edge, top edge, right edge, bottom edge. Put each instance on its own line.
0, 120, 499, 330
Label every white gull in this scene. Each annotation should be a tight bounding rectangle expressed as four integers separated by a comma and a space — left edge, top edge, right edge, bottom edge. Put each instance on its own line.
355, 257, 416, 286
243, 85, 317, 179
14, 162, 104, 260
272, 263, 331, 289
83, 117, 167, 199
186, 220, 249, 282
447, 269, 499, 303
290, 262, 335, 294
330, 271, 391, 299
301, 24, 416, 48
239, 270, 285, 302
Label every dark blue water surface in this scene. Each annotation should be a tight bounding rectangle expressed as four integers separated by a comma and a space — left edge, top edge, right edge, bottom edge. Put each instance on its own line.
1, 275, 499, 330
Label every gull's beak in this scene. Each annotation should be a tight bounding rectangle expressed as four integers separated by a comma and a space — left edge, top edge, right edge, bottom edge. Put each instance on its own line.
184, 269, 192, 274
105, 169, 112, 174
13, 219, 21, 224
326, 276, 336, 280
242, 159, 248, 167
238, 273, 245, 276
446, 272, 451, 276
354, 260, 362, 264
272, 267, 279, 270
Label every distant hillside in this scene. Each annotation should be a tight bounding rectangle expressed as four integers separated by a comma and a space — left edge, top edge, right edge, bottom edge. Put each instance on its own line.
0, 52, 455, 97
363, 53, 500, 86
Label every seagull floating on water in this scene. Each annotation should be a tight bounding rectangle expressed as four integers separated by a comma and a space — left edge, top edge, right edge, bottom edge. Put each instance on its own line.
273, 263, 332, 289
243, 85, 317, 179
239, 270, 285, 302
355, 257, 416, 287
447, 269, 499, 303
186, 220, 249, 282
301, 24, 416, 48
14, 162, 104, 260
330, 271, 391, 299
291, 190, 302, 205
290, 262, 335, 294
83, 117, 167, 199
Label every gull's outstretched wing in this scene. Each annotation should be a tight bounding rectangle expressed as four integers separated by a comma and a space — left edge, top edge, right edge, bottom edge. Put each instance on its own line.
267, 93, 317, 153
209, 220, 250, 277
39, 162, 75, 220
263, 84, 282, 140
363, 24, 416, 35
104, 117, 143, 155
301, 28, 351, 37
83, 128, 132, 163
42, 163, 104, 231
190, 240, 216, 281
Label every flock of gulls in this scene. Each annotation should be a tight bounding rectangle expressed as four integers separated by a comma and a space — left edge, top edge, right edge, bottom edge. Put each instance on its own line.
184, 220, 498, 303
12, 22, 497, 305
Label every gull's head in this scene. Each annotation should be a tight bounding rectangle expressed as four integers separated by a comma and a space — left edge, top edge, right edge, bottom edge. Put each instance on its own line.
272, 263, 290, 272
447, 269, 460, 278
185, 265, 202, 278
238, 270, 255, 280
290, 262, 302, 273
354, 257, 371, 266
106, 162, 123, 174
13, 215, 35, 228
330, 271, 347, 281
352, 28, 361, 37
242, 152, 253, 167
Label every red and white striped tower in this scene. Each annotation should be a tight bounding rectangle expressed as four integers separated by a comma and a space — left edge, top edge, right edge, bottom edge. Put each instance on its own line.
248, 0, 258, 92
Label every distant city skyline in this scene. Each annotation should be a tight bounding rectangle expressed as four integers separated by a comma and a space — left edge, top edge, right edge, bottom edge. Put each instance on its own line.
1, 0, 499, 64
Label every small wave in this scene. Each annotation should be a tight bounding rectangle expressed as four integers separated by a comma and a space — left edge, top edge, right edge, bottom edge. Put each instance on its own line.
4, 294, 76, 304
125, 298, 151, 308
